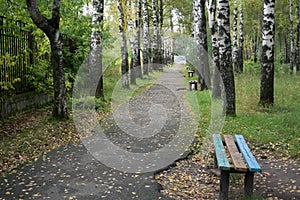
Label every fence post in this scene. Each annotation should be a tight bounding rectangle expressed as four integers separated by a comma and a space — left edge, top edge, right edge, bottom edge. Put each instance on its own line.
28, 27, 34, 64
0, 16, 3, 26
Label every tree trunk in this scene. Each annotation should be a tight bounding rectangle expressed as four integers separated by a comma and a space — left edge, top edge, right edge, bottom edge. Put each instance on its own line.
152, 0, 160, 67
50, 32, 68, 118
218, 0, 236, 116
207, 0, 221, 98
170, 8, 175, 64
128, 0, 137, 85
26, 0, 68, 119
260, 0, 275, 106
193, 0, 210, 91
232, 0, 239, 73
284, 34, 290, 64
89, 0, 104, 99
118, 0, 130, 88
238, 4, 244, 73
296, 0, 300, 73
136, 0, 142, 78
290, 0, 294, 74
159, 0, 164, 64
142, 0, 150, 75
253, 31, 258, 63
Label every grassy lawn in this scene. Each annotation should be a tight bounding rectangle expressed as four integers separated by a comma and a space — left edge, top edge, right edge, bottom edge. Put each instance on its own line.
185, 63, 300, 158
226, 72, 300, 157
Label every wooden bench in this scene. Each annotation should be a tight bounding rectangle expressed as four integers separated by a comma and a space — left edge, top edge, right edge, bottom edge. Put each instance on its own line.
212, 134, 262, 200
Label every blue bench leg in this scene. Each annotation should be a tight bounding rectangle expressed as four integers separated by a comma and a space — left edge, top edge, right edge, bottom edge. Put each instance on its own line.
220, 170, 229, 200
244, 172, 254, 198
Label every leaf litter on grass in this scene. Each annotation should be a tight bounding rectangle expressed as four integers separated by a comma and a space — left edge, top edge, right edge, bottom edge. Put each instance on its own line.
0, 107, 81, 177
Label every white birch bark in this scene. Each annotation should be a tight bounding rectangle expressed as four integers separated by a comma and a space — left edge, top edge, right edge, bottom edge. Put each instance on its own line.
290, 0, 294, 74
232, 0, 239, 72
238, 3, 244, 73
218, 0, 236, 116
193, 0, 210, 90
117, 0, 129, 88
296, 0, 300, 73
128, 0, 137, 85
142, 0, 150, 75
152, 0, 160, 66
136, 0, 142, 78
207, 0, 221, 98
89, 0, 104, 98
260, 0, 275, 106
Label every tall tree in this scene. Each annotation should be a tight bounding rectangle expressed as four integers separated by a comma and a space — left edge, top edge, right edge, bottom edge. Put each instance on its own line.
89, 0, 104, 98
207, 0, 221, 98
218, 0, 236, 116
238, 3, 244, 73
26, 0, 68, 119
142, 0, 151, 75
260, 0, 275, 106
296, 0, 300, 73
128, 0, 137, 85
290, 0, 294, 74
136, 0, 142, 78
152, 0, 160, 66
117, 0, 130, 88
193, 0, 209, 91
159, 0, 164, 63
232, 0, 239, 73
170, 7, 175, 64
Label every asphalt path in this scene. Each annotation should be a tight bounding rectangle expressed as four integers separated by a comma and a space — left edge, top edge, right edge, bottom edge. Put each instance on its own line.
0, 63, 197, 200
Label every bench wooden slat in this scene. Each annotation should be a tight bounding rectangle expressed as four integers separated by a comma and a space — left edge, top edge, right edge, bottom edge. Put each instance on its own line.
235, 135, 262, 172
223, 135, 248, 172
212, 134, 230, 170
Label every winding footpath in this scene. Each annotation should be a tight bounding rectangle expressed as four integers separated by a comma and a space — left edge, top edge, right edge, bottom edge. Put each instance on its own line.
0, 63, 196, 200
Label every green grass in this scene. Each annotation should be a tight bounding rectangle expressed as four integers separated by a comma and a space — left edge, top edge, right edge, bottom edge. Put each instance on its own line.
226, 72, 300, 157
191, 65, 300, 158
70, 57, 164, 114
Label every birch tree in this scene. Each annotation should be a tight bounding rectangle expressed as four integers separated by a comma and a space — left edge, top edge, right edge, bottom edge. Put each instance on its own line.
142, 0, 150, 75
159, 0, 164, 63
152, 0, 160, 66
238, 3, 244, 73
26, 0, 68, 118
290, 0, 294, 74
170, 8, 175, 64
117, 0, 130, 88
218, 0, 236, 116
207, 0, 221, 98
89, 0, 104, 98
296, 0, 300, 73
232, 0, 239, 73
193, 0, 209, 91
128, 0, 137, 85
260, 0, 275, 106
136, 0, 142, 78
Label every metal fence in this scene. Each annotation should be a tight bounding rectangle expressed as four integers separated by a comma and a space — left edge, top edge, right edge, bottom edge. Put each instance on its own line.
0, 16, 77, 99
0, 16, 35, 97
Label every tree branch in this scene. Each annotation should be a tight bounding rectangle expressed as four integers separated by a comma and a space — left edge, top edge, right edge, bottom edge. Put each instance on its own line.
51, 0, 61, 28
26, 0, 52, 35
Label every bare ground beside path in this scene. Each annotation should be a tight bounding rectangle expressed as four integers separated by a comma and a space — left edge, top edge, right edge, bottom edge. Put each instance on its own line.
156, 138, 300, 200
